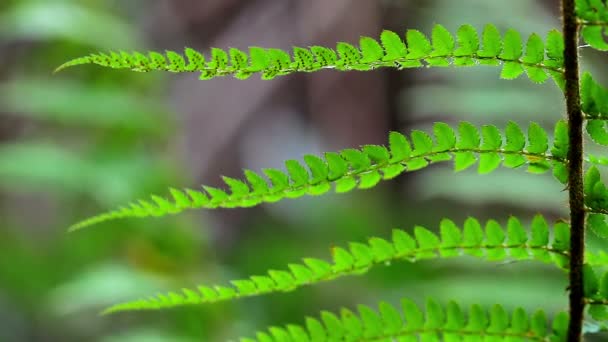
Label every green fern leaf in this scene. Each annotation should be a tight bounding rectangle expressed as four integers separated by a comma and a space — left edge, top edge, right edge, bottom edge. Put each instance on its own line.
544, 29, 566, 89
498, 29, 525, 80
68, 121, 566, 230
582, 75, 608, 148
477, 24, 502, 63
582, 25, 608, 51
500, 29, 523, 60
166, 50, 186, 72
551, 120, 569, 159
478, 125, 503, 174
500, 62, 525, 80
285, 160, 309, 187
293, 47, 315, 71
388, 131, 412, 162
587, 154, 608, 168
239, 298, 568, 342
587, 120, 608, 146
583, 166, 608, 225
405, 29, 432, 62
336, 42, 362, 69
324, 152, 348, 181
102, 216, 570, 313
527, 122, 549, 154
584, 268, 608, 321
600, 272, 608, 299
359, 36, 384, 63
576, 0, 608, 51
581, 73, 602, 117
428, 24, 454, 67
444, 301, 465, 332
56, 26, 564, 87
588, 213, 608, 239
503, 121, 527, 169
184, 47, 205, 71
263, 49, 288, 79
432, 122, 457, 151
310, 46, 337, 67
522, 33, 548, 83
380, 30, 407, 61
576, 0, 608, 21
454, 24, 479, 66
584, 264, 600, 297
523, 33, 545, 64
454, 121, 480, 171
248, 47, 270, 72
229, 48, 251, 79
545, 29, 564, 64
410, 130, 434, 157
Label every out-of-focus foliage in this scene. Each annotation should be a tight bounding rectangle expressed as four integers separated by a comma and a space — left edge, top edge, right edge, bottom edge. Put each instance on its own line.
0, 1, 211, 341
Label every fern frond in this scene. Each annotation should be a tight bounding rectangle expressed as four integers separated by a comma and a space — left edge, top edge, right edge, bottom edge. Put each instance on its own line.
70, 121, 568, 231
56, 24, 565, 86
102, 215, 570, 314
238, 297, 568, 342
576, 0, 608, 50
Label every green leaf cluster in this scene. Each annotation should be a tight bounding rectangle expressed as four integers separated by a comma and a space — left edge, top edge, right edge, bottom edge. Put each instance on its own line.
577, 0, 608, 50
55, 24, 565, 87
69, 121, 567, 231
241, 298, 568, 342
102, 215, 570, 314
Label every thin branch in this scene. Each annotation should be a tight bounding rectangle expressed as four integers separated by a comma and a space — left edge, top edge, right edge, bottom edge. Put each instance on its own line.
563, 0, 586, 341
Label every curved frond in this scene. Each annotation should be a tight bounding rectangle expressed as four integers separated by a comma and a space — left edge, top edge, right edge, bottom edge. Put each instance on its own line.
56, 24, 565, 87
70, 121, 567, 231
102, 215, 570, 314
239, 297, 568, 342
576, 0, 608, 50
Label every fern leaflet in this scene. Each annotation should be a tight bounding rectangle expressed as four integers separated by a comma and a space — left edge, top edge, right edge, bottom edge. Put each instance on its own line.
102, 215, 570, 314
70, 121, 568, 231
576, 0, 608, 50
240, 297, 568, 342
579, 266, 608, 322
582, 166, 608, 239
582, 73, 608, 147
56, 24, 565, 87
586, 250, 608, 267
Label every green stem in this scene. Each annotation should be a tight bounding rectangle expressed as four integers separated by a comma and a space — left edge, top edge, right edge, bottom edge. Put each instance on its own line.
563, 0, 585, 341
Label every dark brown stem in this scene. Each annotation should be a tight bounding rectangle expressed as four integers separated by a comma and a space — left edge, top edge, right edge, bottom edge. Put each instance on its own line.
562, 0, 585, 341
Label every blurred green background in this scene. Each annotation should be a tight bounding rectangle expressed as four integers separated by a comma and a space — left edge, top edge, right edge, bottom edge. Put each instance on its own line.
0, 0, 606, 341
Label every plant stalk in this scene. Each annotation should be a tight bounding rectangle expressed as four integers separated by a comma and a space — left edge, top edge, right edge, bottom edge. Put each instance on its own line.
562, 0, 585, 340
